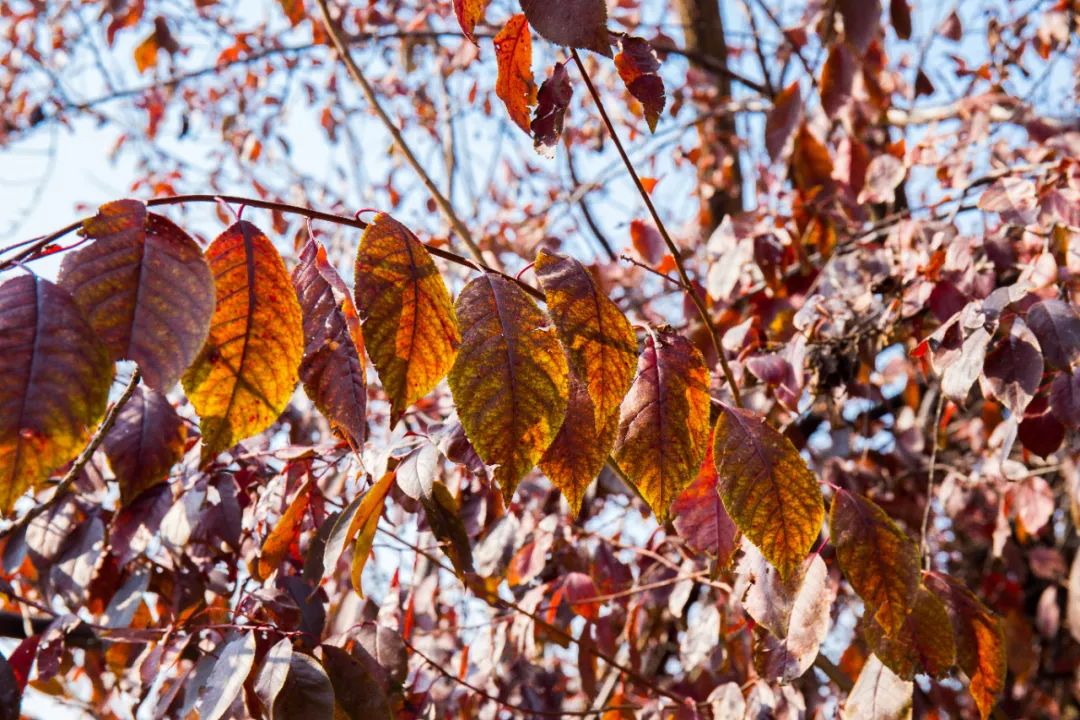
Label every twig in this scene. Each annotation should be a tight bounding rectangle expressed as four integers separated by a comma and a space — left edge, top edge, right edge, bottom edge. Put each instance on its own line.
919, 392, 946, 571
570, 50, 742, 408
566, 147, 618, 262
314, 0, 489, 266
0, 194, 543, 301
10, 369, 142, 532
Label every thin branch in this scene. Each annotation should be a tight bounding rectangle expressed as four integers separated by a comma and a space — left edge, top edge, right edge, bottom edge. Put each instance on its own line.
920, 392, 946, 571
570, 49, 742, 407
9, 369, 142, 533
0, 194, 543, 301
314, 0, 489, 266
566, 146, 618, 262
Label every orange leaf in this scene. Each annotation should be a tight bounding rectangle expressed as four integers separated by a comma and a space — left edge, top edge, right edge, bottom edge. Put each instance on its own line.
0, 276, 113, 514
453, 0, 490, 44
862, 585, 957, 679
830, 489, 920, 636
354, 213, 459, 426
277, 0, 305, 27
493, 14, 537, 134
792, 123, 833, 192
614, 326, 710, 520
539, 372, 617, 515
350, 470, 396, 596
103, 386, 187, 504
256, 478, 313, 581
292, 239, 366, 447
614, 35, 665, 132
182, 221, 304, 462
133, 32, 159, 74
534, 249, 637, 428
925, 572, 1007, 720
60, 199, 215, 391
671, 438, 739, 565
448, 274, 569, 500
629, 219, 663, 265
713, 404, 824, 580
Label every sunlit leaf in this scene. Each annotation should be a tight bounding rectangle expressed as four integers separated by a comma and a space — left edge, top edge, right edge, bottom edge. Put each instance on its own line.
453, 0, 490, 44
103, 385, 187, 504
841, 654, 913, 720
614, 326, 710, 521
614, 35, 665, 132
830, 489, 920, 636
0, 275, 112, 514
764, 82, 801, 161
256, 478, 313, 581
292, 239, 366, 447
196, 631, 256, 720
925, 572, 1006, 720
520, 0, 611, 56
862, 586, 956, 679
59, 199, 214, 391
350, 471, 396, 596
539, 372, 618, 515
182, 221, 303, 462
448, 273, 569, 500
354, 213, 459, 426
534, 249, 637, 427
671, 439, 739, 565
277, 0, 305, 27
713, 404, 824, 580
494, 14, 537, 134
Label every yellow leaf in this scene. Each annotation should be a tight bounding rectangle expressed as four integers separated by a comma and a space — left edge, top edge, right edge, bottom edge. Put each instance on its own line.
448, 274, 569, 500
493, 14, 537, 134
350, 471, 396, 596
613, 326, 710, 521
256, 478, 313, 581
182, 221, 303, 462
713, 403, 824, 580
354, 213, 459, 426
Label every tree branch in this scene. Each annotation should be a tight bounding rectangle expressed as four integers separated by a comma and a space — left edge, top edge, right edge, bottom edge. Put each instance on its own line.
570, 50, 742, 407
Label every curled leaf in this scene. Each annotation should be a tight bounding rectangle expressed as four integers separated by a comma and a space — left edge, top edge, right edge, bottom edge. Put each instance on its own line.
614, 35, 665, 132
531, 61, 573, 158
355, 213, 459, 426
60, 199, 214, 391
714, 404, 824, 580
292, 239, 366, 446
614, 326, 710, 520
182, 221, 303, 461
0, 276, 112, 514
494, 14, 538, 134
448, 274, 569, 500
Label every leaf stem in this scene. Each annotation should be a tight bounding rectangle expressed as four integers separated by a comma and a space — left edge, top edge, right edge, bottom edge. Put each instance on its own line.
919, 391, 945, 571
313, 0, 490, 267
569, 49, 742, 408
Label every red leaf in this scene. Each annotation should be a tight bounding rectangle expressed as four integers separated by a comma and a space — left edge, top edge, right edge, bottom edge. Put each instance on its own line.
563, 572, 600, 621
1050, 368, 1080, 427
531, 61, 573, 158
889, 0, 912, 39
614, 36, 665, 132
453, 0, 490, 44
981, 318, 1043, 416
630, 219, 664, 265
764, 82, 801, 162
838, 0, 881, 54
103, 385, 187, 504
1025, 299, 1080, 369
520, 0, 611, 56
671, 440, 739, 565
821, 43, 855, 117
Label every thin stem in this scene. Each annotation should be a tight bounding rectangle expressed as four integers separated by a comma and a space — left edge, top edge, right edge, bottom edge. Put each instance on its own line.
920, 392, 946, 571
314, 0, 489, 266
12, 369, 142, 531
570, 50, 742, 407
0, 194, 543, 301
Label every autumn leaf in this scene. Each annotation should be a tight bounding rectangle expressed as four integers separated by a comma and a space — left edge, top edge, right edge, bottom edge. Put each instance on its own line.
277, 0, 305, 27
321, 645, 393, 720
350, 471, 396, 596
0, 275, 113, 514
453, 0, 490, 44
534, 249, 637, 427
354, 213, 459, 426
132, 17, 178, 74
671, 438, 739, 565
256, 478, 313, 581
838, 0, 881, 54
862, 586, 957, 679
531, 61, 573, 158
182, 221, 304, 462
764, 82, 801, 161
820, 43, 855, 117
614, 326, 710, 521
196, 631, 257, 720
292, 239, 366, 447
981, 318, 1042, 416
830, 489, 921, 636
60, 199, 215, 391
713, 404, 824, 580
539, 372, 618, 515
494, 14, 537, 134
792, 123, 834, 192
925, 572, 1006, 720
629, 219, 664, 265
448, 274, 569, 500
1025, 299, 1080, 369
614, 35, 665, 132
103, 385, 187, 504
842, 654, 913, 720
520, 0, 611, 56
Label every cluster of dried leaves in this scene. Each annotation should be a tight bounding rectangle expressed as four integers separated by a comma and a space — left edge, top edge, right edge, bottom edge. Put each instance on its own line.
1, 0, 1079, 718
